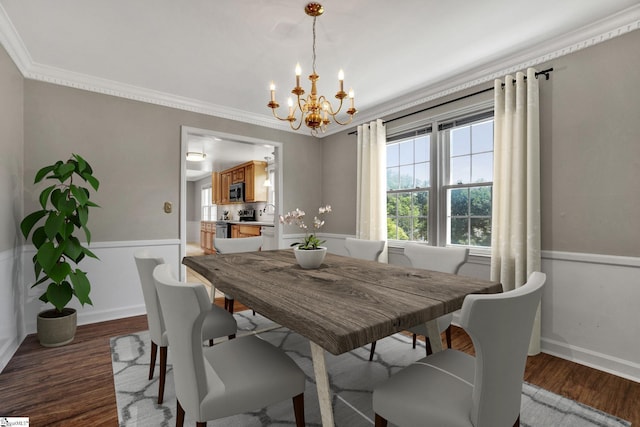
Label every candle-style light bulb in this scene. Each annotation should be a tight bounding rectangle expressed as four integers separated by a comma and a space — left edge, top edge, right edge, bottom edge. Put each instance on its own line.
349, 88, 355, 108
338, 69, 344, 92
295, 63, 301, 88
270, 81, 276, 102
287, 97, 294, 116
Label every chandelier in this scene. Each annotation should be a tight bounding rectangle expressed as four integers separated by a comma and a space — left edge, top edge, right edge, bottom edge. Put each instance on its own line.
267, 3, 356, 135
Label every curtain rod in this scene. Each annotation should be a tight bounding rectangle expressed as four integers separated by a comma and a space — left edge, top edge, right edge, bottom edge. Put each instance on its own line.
348, 68, 553, 135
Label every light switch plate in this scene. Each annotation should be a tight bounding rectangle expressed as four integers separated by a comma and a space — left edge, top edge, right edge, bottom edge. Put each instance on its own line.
164, 202, 172, 213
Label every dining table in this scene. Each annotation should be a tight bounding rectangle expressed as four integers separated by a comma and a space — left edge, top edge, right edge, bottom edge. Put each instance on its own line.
183, 249, 502, 427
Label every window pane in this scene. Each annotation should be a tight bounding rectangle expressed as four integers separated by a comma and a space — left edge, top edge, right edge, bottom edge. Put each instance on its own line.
413, 191, 429, 216
387, 193, 397, 216
397, 217, 411, 240
399, 165, 414, 189
450, 188, 469, 216
451, 156, 470, 185
450, 217, 469, 245
387, 217, 398, 240
472, 120, 493, 153
399, 140, 414, 165
413, 217, 428, 241
387, 167, 399, 190
470, 218, 491, 246
469, 186, 492, 216
397, 193, 412, 216
415, 162, 430, 188
451, 126, 470, 156
387, 143, 399, 167
471, 152, 493, 183
415, 135, 430, 163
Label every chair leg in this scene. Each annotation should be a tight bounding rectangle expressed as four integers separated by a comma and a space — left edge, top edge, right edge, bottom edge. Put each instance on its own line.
196, 423, 206, 427
368, 341, 377, 361
375, 413, 388, 427
513, 415, 520, 427
445, 325, 452, 348
209, 339, 214, 346
158, 346, 167, 404
176, 399, 185, 427
412, 333, 417, 349
228, 333, 236, 340
425, 337, 433, 356
227, 299, 235, 314
149, 341, 157, 380
292, 393, 305, 427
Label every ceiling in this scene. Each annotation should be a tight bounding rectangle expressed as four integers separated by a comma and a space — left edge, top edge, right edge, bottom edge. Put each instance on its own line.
1, 0, 638, 176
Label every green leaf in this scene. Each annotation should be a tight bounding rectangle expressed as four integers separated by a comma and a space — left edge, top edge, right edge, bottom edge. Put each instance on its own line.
32, 275, 49, 288
34, 165, 55, 183
83, 246, 98, 260
50, 188, 63, 209
46, 281, 73, 312
55, 162, 75, 179
32, 226, 47, 248
49, 261, 71, 284
85, 200, 100, 208
63, 236, 83, 262
70, 185, 88, 206
82, 224, 92, 244
39, 185, 56, 209
73, 154, 87, 174
20, 210, 47, 239
44, 212, 65, 240
36, 241, 59, 272
77, 205, 88, 227
83, 173, 100, 191
70, 270, 92, 306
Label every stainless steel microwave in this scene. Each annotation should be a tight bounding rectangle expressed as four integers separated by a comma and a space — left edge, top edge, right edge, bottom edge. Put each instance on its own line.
229, 182, 244, 202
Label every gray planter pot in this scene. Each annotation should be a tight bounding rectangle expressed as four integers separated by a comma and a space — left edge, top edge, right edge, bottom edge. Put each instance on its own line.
37, 308, 77, 347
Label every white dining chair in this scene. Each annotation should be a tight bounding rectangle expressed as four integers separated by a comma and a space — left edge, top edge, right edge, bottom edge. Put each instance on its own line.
153, 263, 306, 427
344, 237, 386, 262
134, 250, 237, 404
368, 243, 469, 361
214, 236, 263, 314
373, 272, 546, 427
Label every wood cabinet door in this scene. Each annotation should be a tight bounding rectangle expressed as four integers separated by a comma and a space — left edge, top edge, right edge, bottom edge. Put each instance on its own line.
232, 167, 245, 184
211, 172, 221, 204
221, 172, 231, 203
244, 163, 255, 202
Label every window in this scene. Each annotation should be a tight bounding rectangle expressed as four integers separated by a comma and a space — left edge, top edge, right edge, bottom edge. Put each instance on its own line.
201, 186, 215, 221
386, 111, 493, 248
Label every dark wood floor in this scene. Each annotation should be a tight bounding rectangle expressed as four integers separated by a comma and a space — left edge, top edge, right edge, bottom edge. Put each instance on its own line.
1, 307, 638, 426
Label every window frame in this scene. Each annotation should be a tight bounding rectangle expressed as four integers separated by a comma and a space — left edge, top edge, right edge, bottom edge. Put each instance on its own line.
385, 100, 494, 253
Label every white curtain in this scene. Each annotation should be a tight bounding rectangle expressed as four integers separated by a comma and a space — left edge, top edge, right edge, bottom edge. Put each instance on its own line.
356, 119, 388, 262
491, 68, 542, 355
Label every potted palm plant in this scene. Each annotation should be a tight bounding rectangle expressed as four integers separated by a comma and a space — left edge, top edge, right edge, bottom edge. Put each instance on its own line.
20, 154, 100, 347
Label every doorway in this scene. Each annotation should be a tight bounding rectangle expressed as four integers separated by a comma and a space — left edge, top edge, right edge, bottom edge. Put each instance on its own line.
179, 126, 283, 280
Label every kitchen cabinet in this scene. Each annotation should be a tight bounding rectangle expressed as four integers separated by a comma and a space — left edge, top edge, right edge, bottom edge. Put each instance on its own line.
200, 221, 216, 254
231, 224, 261, 238
216, 160, 268, 204
211, 172, 221, 204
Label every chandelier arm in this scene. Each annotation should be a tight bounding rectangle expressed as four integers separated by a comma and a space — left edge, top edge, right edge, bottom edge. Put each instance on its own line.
331, 114, 355, 126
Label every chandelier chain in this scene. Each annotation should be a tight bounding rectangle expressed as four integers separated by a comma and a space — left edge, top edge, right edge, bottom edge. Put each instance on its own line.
312, 16, 317, 74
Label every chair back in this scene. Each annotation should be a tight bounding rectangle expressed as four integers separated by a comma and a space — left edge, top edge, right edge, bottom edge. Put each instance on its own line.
459, 271, 546, 427
153, 264, 224, 418
344, 238, 385, 261
134, 250, 166, 345
214, 236, 263, 254
404, 243, 469, 274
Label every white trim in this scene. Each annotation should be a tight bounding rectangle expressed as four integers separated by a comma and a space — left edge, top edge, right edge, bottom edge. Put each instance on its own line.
541, 250, 640, 268
0, 4, 638, 137
542, 337, 640, 383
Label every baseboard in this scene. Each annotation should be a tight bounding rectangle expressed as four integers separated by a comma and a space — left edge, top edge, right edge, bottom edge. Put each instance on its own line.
0, 335, 23, 374
542, 337, 640, 383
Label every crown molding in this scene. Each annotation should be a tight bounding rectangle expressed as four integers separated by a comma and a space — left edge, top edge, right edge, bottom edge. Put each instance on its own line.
1, 4, 638, 138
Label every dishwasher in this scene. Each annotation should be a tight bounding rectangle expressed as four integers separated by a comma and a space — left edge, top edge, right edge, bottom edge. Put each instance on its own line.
215, 221, 229, 238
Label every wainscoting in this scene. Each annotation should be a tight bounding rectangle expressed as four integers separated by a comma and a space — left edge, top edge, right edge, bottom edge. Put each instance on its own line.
2, 235, 638, 383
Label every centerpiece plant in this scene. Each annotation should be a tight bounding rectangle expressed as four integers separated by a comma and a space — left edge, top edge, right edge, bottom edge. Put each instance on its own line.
20, 154, 100, 346
280, 205, 331, 249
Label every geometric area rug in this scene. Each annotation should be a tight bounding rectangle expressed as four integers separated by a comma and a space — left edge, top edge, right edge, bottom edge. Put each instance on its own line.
111, 312, 631, 427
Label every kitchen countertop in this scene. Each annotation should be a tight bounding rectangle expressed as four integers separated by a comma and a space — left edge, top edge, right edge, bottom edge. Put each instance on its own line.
219, 220, 274, 227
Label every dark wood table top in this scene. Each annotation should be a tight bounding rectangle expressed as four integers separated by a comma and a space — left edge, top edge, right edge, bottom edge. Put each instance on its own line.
183, 249, 502, 355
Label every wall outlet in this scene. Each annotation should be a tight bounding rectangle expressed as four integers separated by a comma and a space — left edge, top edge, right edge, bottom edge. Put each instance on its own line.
164, 202, 172, 213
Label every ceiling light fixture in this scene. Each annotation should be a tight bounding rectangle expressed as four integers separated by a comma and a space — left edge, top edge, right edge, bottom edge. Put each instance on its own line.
268, 2, 356, 136
186, 145, 206, 162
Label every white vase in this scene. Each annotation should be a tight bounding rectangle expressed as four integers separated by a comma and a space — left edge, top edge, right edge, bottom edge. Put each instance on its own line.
294, 246, 327, 269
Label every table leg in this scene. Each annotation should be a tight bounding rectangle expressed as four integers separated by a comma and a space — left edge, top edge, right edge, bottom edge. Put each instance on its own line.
310, 341, 335, 427
425, 319, 443, 353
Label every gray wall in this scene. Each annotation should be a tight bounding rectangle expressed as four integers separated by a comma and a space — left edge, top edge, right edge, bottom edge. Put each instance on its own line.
0, 44, 23, 252
322, 29, 640, 258
22, 81, 321, 243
